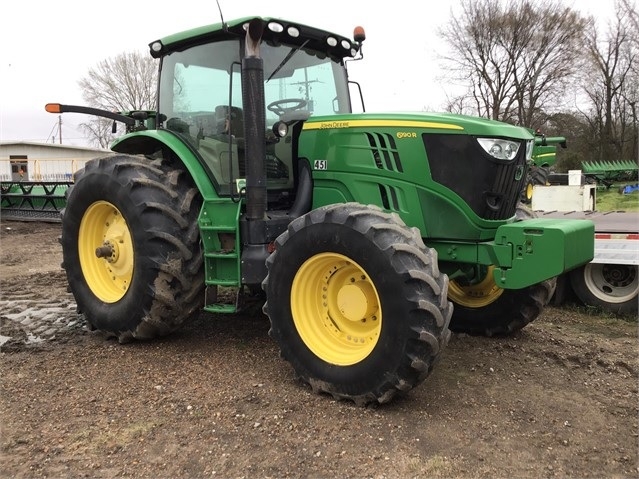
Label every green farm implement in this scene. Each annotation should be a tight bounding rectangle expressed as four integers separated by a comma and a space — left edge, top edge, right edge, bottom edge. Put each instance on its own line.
581, 160, 639, 188
521, 133, 566, 203
0, 181, 71, 221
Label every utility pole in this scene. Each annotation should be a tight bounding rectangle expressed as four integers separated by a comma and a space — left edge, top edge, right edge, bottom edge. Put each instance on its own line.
58, 115, 62, 144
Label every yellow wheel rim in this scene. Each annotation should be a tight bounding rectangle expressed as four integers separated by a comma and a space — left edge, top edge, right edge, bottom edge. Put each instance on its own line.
291, 253, 382, 366
526, 183, 534, 201
79, 201, 133, 303
448, 266, 504, 308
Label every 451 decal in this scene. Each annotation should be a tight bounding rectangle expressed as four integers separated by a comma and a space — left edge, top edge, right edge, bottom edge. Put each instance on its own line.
313, 160, 328, 170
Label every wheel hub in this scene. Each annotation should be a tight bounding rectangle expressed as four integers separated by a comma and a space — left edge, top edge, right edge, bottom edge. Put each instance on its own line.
602, 264, 635, 288
79, 201, 133, 303
95, 241, 118, 263
291, 253, 381, 366
335, 281, 376, 322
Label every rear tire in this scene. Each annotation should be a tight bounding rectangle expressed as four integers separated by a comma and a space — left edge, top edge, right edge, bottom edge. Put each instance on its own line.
570, 263, 639, 315
60, 154, 204, 341
263, 203, 452, 405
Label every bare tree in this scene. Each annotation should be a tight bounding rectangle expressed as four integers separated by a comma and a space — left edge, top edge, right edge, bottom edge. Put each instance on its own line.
78, 118, 115, 150
621, 0, 639, 46
620, 0, 639, 164
78, 50, 158, 148
440, 0, 587, 129
509, 3, 589, 127
583, 0, 638, 161
440, 0, 518, 121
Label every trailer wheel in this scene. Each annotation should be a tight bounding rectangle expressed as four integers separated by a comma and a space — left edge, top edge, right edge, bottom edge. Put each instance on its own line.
60, 154, 204, 342
448, 203, 556, 336
569, 263, 639, 315
263, 203, 452, 405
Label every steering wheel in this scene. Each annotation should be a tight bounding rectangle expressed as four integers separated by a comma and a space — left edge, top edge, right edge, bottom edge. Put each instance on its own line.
267, 98, 308, 116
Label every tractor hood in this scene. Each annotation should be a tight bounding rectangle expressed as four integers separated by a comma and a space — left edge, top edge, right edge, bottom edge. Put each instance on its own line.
300, 110, 536, 240
303, 112, 535, 140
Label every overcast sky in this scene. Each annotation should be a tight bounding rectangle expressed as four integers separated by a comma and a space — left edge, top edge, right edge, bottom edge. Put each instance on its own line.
0, 0, 618, 147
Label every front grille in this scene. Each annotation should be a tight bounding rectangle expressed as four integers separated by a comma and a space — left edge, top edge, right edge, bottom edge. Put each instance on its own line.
423, 134, 527, 220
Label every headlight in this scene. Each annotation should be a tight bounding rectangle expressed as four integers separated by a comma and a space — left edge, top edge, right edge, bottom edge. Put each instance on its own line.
273, 121, 288, 138
477, 138, 521, 160
267, 22, 284, 33
525, 139, 534, 161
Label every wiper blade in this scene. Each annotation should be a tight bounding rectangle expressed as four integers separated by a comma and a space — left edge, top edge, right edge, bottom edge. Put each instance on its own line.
266, 40, 309, 83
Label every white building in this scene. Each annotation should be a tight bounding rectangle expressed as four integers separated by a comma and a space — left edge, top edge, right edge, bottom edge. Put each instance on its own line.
0, 142, 111, 182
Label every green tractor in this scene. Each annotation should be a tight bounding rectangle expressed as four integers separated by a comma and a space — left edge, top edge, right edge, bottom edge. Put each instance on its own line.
46, 17, 594, 405
521, 131, 567, 203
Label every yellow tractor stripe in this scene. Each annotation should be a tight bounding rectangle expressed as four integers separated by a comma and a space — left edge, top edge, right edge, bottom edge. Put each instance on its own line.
303, 119, 464, 131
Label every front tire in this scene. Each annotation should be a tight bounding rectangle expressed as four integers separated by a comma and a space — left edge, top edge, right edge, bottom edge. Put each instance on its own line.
448, 203, 556, 336
263, 203, 452, 405
60, 154, 204, 341
448, 276, 556, 336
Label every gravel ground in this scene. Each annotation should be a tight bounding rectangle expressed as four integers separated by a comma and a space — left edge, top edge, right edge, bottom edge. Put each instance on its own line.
1, 219, 638, 479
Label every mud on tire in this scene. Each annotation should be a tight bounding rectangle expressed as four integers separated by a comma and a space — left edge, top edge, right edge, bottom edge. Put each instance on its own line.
60, 154, 204, 341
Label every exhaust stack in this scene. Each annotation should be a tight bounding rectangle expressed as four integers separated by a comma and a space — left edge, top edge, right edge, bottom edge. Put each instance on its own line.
242, 18, 267, 221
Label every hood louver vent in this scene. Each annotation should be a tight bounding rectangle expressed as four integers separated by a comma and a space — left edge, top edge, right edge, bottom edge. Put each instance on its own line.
365, 133, 403, 173
378, 184, 400, 212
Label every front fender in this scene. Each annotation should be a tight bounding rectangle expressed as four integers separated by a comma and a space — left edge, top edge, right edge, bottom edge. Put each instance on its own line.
111, 130, 219, 200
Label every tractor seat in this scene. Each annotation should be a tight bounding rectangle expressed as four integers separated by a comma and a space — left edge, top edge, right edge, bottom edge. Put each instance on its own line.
215, 105, 245, 175
215, 105, 244, 145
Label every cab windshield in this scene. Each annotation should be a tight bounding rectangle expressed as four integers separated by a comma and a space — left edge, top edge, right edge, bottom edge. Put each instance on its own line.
158, 39, 351, 194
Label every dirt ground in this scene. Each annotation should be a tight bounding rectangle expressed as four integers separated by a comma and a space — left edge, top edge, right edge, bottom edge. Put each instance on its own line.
1, 219, 637, 479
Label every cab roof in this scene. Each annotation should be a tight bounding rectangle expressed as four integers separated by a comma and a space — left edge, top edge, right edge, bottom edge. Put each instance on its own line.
149, 16, 359, 63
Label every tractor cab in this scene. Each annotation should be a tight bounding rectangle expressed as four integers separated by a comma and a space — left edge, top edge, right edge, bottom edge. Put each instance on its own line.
153, 19, 358, 205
